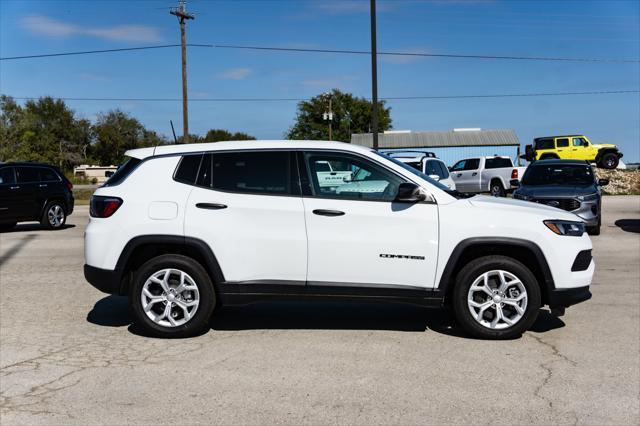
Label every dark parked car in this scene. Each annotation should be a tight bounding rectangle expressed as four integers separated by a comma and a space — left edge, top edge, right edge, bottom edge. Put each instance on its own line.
512, 159, 608, 235
0, 162, 74, 231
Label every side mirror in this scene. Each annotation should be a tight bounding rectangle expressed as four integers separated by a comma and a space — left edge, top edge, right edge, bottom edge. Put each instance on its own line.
395, 182, 426, 203
598, 178, 609, 186
428, 174, 440, 181
510, 179, 520, 187
342, 175, 352, 183
447, 166, 452, 171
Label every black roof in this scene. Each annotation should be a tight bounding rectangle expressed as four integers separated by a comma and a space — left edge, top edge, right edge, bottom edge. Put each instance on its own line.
534, 135, 583, 140
0, 161, 59, 168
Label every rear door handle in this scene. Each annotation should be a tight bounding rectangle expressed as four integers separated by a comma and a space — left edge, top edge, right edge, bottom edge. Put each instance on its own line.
196, 203, 227, 210
313, 209, 345, 217
10, 186, 19, 190
39, 184, 47, 188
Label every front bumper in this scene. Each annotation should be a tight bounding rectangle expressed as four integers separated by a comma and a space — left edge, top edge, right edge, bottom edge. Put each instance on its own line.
548, 286, 592, 308
84, 264, 122, 295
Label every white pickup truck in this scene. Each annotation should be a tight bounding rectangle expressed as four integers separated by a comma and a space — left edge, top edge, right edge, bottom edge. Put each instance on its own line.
450, 156, 527, 196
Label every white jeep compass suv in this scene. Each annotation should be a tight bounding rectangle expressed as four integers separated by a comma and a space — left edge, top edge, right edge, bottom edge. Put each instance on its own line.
84, 140, 594, 339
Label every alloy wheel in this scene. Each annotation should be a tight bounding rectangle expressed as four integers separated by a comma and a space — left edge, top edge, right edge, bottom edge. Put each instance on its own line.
141, 268, 200, 327
47, 204, 65, 227
467, 270, 527, 330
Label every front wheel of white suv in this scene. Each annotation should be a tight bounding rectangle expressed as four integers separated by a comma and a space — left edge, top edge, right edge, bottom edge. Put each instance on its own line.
452, 255, 541, 339
130, 254, 216, 338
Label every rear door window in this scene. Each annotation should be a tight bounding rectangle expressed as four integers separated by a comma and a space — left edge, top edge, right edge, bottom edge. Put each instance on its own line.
465, 159, 480, 170
485, 158, 513, 169
535, 139, 554, 150
0, 167, 16, 185
556, 138, 569, 148
38, 167, 60, 182
16, 167, 40, 183
197, 151, 293, 196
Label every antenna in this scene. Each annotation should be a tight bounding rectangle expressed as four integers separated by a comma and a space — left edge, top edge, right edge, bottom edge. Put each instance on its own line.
170, 120, 178, 144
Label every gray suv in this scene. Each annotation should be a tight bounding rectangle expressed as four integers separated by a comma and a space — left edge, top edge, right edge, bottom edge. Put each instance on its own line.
512, 160, 608, 235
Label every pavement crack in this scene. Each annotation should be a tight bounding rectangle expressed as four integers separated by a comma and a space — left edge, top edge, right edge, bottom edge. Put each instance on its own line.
528, 333, 579, 425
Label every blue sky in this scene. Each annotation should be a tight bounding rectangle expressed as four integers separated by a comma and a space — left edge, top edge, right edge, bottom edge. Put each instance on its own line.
1, 0, 639, 161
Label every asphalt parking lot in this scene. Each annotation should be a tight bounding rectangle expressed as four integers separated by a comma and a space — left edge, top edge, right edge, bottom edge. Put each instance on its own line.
1, 196, 639, 425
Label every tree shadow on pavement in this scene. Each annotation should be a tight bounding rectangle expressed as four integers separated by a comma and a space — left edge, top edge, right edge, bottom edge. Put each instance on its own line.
615, 219, 640, 233
87, 296, 565, 339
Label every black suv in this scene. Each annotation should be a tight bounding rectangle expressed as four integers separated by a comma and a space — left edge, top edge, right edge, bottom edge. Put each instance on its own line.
0, 162, 74, 231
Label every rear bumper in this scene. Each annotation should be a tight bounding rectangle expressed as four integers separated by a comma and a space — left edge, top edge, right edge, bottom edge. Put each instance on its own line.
84, 264, 121, 295
548, 286, 591, 308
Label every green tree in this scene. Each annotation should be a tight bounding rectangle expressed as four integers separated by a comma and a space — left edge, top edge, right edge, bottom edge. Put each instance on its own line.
0, 95, 91, 169
204, 129, 256, 142
286, 89, 392, 142
92, 110, 168, 165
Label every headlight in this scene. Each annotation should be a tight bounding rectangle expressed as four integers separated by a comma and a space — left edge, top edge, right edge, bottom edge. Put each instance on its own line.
544, 220, 585, 236
577, 193, 598, 202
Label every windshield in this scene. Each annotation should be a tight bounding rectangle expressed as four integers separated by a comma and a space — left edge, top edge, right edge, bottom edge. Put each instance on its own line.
374, 151, 460, 197
522, 164, 595, 186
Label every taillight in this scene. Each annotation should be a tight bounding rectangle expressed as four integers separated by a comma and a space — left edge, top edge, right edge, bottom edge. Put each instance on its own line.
90, 196, 123, 218
511, 169, 518, 179
66, 181, 73, 191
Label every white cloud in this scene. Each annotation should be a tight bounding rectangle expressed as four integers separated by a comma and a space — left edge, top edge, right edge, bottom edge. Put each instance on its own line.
21, 15, 163, 42
216, 68, 253, 80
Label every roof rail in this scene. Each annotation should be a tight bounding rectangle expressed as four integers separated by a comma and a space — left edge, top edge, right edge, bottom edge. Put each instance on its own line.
384, 150, 436, 158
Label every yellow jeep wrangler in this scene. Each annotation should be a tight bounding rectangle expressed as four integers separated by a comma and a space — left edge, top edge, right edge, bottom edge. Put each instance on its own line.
524, 135, 623, 169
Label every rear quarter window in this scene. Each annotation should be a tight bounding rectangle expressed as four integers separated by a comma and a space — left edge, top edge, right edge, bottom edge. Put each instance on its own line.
103, 157, 142, 187
174, 154, 203, 185
535, 139, 554, 150
465, 159, 480, 170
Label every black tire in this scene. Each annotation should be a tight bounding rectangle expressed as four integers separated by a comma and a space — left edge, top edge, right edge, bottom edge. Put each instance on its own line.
587, 214, 601, 236
130, 254, 216, 338
489, 180, 506, 197
40, 201, 66, 230
0, 222, 17, 232
599, 153, 619, 170
452, 255, 541, 340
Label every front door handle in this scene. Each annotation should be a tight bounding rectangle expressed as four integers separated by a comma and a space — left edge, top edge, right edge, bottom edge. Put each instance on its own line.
456, 173, 462, 177
9, 186, 19, 190
313, 209, 345, 217
472, 172, 478, 176
39, 184, 47, 188
196, 203, 227, 210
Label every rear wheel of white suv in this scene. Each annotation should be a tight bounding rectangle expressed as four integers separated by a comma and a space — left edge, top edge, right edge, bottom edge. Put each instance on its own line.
130, 254, 216, 338
452, 255, 541, 339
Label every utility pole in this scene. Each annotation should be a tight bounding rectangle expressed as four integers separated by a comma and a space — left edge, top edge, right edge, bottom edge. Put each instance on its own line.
370, 0, 379, 150
170, 0, 194, 143
322, 93, 334, 141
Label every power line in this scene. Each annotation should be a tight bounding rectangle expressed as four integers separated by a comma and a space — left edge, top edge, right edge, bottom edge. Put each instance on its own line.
11, 90, 639, 103
211, 44, 640, 63
1, 43, 639, 63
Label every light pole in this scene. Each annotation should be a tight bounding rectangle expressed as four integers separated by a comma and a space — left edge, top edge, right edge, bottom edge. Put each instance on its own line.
370, 0, 379, 150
